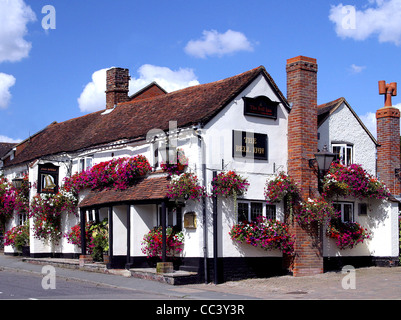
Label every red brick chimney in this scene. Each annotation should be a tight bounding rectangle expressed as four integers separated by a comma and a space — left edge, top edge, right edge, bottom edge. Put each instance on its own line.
287, 56, 318, 199
106, 67, 130, 109
286, 56, 322, 277
376, 81, 400, 197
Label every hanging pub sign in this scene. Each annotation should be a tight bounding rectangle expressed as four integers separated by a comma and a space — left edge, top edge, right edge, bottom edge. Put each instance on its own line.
38, 163, 59, 194
243, 96, 279, 119
232, 130, 268, 160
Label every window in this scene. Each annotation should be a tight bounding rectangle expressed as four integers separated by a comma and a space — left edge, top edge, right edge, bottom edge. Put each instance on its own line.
333, 202, 354, 223
332, 143, 353, 166
79, 156, 93, 172
358, 203, 367, 216
158, 206, 182, 231
266, 205, 277, 220
18, 212, 28, 226
237, 201, 276, 222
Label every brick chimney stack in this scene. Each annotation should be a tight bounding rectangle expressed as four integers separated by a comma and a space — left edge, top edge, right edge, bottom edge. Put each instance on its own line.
376, 81, 400, 197
287, 56, 318, 199
106, 67, 130, 109
286, 56, 322, 277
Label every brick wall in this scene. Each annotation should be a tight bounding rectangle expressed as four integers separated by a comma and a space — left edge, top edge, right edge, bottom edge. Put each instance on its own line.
286, 56, 323, 277
106, 68, 130, 109
376, 106, 401, 197
130, 83, 167, 102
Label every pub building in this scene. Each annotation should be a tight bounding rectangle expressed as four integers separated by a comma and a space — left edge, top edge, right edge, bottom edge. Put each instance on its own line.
1, 56, 399, 282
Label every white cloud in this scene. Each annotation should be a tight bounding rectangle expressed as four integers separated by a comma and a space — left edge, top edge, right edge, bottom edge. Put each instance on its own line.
77, 68, 108, 113
0, 135, 21, 143
0, 0, 36, 63
184, 29, 254, 58
329, 0, 401, 45
360, 103, 401, 138
360, 111, 377, 138
78, 65, 199, 113
0, 73, 16, 109
130, 64, 199, 93
350, 64, 366, 74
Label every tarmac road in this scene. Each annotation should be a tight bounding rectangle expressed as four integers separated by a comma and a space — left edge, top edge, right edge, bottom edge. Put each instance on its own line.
0, 253, 400, 300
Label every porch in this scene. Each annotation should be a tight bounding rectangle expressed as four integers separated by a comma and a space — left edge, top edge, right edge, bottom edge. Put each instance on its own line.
78, 174, 190, 273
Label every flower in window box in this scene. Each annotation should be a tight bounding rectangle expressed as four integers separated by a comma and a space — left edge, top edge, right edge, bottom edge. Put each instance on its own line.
326, 218, 370, 249
161, 149, 188, 175
229, 216, 294, 255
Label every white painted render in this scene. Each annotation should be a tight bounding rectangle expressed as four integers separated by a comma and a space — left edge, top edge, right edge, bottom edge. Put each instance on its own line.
2, 73, 398, 266
318, 101, 377, 175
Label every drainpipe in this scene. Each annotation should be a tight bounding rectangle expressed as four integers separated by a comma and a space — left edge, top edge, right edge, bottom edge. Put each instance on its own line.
196, 127, 209, 284
80, 208, 86, 256
108, 206, 113, 269
212, 170, 218, 284
161, 200, 167, 263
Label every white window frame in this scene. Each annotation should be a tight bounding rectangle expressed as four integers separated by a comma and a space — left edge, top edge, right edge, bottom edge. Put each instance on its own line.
332, 143, 353, 166
333, 202, 354, 223
237, 200, 276, 222
79, 155, 94, 172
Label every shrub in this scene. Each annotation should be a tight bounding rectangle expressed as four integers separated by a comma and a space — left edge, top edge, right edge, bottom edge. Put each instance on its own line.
141, 226, 184, 259
4, 222, 29, 251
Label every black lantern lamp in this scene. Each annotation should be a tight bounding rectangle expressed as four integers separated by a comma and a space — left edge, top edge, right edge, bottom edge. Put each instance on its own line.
11, 177, 24, 189
309, 145, 336, 193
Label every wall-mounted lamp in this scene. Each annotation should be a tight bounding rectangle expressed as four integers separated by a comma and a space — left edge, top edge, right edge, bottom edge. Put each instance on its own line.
309, 145, 336, 193
11, 177, 24, 189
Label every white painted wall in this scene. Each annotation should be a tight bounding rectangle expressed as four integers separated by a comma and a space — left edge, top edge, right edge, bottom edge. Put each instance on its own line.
318, 102, 377, 175
200, 74, 289, 259
323, 197, 399, 258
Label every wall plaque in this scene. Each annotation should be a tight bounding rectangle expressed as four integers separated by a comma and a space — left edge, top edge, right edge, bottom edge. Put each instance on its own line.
232, 130, 268, 160
243, 96, 279, 119
184, 212, 197, 229
38, 163, 59, 194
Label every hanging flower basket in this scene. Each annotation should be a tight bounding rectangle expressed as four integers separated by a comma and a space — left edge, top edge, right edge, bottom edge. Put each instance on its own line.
297, 197, 339, 225
264, 172, 300, 204
166, 172, 206, 202
323, 163, 390, 200
29, 188, 78, 244
211, 171, 249, 197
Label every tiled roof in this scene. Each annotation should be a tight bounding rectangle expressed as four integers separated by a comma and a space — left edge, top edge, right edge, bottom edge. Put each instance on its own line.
317, 97, 345, 126
79, 175, 170, 208
317, 97, 378, 146
0, 142, 16, 158
6, 66, 288, 167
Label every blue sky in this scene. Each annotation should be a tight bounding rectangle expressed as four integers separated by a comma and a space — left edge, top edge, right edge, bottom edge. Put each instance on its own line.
1, 0, 401, 143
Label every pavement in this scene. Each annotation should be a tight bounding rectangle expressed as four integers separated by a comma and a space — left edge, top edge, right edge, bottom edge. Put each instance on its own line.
0, 253, 400, 300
